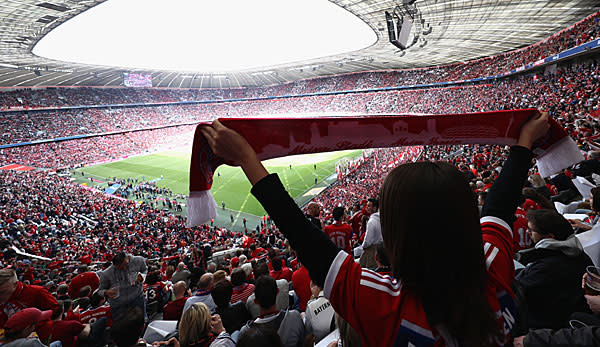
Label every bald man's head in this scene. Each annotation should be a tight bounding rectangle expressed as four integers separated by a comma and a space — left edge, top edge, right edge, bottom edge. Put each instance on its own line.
173, 281, 187, 298
307, 202, 320, 217
198, 273, 214, 291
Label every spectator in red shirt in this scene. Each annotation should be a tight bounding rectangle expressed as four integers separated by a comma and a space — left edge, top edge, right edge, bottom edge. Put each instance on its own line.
291, 261, 311, 312
324, 207, 353, 254
230, 268, 254, 304
2, 308, 53, 347
268, 256, 292, 282
79, 291, 113, 327
37, 300, 92, 347
163, 281, 189, 321
68, 266, 99, 300
0, 269, 59, 328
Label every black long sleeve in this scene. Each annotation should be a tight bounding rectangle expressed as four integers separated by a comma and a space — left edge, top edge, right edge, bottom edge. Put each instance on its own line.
251, 174, 339, 287
482, 146, 533, 226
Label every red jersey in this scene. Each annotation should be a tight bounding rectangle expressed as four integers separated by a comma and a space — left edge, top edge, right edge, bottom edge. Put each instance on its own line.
79, 305, 113, 326
68, 272, 99, 299
323, 216, 516, 346
0, 282, 59, 328
291, 266, 311, 311
270, 267, 293, 282
163, 296, 189, 321
512, 208, 532, 252
324, 222, 353, 254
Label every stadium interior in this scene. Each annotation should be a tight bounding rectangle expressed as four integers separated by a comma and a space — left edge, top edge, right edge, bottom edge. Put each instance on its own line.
2, 0, 600, 346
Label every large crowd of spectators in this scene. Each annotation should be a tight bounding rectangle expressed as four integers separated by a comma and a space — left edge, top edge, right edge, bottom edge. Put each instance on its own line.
1, 12, 600, 347
3, 60, 600, 169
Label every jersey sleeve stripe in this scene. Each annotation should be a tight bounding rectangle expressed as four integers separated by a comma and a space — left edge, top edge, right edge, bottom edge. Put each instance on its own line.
483, 242, 491, 254
361, 270, 402, 290
480, 216, 513, 238
400, 319, 435, 339
359, 279, 402, 296
324, 250, 348, 299
485, 246, 500, 270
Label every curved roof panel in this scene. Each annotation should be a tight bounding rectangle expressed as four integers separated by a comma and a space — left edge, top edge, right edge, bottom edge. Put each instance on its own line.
0, 0, 598, 88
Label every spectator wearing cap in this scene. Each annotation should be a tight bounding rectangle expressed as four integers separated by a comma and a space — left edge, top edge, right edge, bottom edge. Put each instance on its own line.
163, 281, 189, 321
515, 209, 593, 329
37, 300, 106, 347
230, 268, 254, 305
171, 263, 191, 288
0, 269, 59, 328
1, 308, 53, 347
229, 257, 240, 273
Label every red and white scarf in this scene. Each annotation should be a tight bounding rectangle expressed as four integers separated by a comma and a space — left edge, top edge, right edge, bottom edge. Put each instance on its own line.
187, 109, 582, 226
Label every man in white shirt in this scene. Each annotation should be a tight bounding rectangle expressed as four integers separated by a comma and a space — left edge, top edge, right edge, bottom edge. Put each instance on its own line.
355, 199, 382, 269
305, 281, 335, 344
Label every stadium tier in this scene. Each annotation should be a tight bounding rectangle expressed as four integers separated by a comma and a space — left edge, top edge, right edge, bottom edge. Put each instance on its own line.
2, 5, 600, 347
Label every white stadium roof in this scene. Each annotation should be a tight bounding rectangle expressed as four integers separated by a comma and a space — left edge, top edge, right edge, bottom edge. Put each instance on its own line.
0, 0, 598, 88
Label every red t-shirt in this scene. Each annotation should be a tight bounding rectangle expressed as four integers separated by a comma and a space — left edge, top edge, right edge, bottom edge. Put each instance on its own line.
270, 267, 292, 282
291, 266, 311, 312
323, 216, 516, 346
80, 305, 113, 326
68, 272, 99, 299
162, 297, 188, 321
512, 208, 532, 252
324, 222, 353, 253
40, 320, 85, 347
0, 282, 59, 328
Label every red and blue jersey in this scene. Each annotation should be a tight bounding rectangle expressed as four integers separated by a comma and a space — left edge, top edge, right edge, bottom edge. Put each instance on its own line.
323, 216, 516, 346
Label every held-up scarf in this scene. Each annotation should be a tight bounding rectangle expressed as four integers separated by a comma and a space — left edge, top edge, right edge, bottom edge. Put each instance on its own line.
187, 109, 583, 226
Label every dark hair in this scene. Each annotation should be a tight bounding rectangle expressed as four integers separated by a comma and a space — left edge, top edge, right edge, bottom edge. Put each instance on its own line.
332, 207, 345, 221
52, 300, 65, 320
231, 268, 246, 287
90, 290, 105, 308
527, 209, 574, 241
379, 162, 499, 346
112, 252, 127, 266
78, 285, 92, 298
592, 187, 600, 211
271, 256, 282, 271
376, 243, 390, 267
522, 188, 554, 210
253, 261, 269, 279
368, 198, 379, 210
145, 270, 161, 285
236, 325, 283, 347
211, 280, 233, 308
111, 307, 145, 347
254, 276, 277, 309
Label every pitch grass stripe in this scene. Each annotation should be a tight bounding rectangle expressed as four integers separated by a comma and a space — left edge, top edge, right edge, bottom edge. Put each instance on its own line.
73, 150, 363, 216
290, 167, 311, 190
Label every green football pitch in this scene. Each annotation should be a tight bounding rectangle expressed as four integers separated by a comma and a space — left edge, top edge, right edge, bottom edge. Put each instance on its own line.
72, 149, 362, 218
